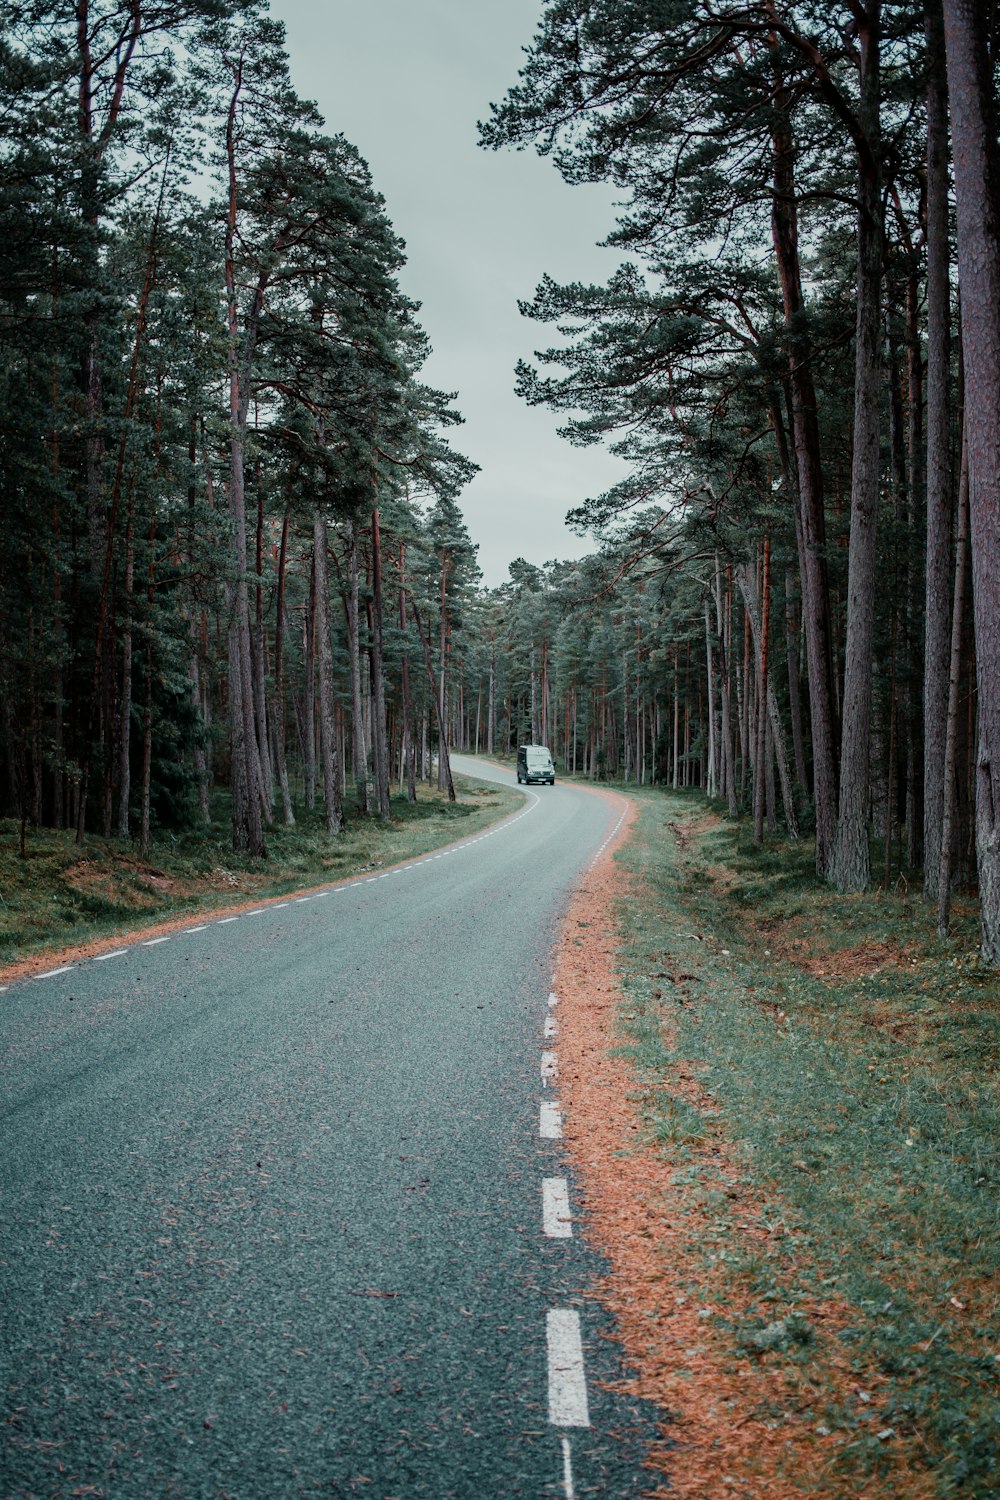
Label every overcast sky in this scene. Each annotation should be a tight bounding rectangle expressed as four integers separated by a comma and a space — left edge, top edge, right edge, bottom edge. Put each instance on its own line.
268, 0, 628, 586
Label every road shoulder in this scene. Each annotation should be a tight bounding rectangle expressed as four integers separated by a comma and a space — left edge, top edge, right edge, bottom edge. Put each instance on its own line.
552, 793, 911, 1500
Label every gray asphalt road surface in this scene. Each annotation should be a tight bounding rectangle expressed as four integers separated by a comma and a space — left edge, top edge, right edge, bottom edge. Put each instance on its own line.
1, 758, 660, 1498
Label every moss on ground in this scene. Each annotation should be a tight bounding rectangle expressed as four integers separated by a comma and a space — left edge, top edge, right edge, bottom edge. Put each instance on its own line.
612, 788, 1000, 1498
0, 774, 520, 969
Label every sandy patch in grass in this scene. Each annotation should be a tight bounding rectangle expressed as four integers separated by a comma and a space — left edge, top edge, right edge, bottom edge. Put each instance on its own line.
666, 812, 722, 851
754, 914, 916, 984
554, 800, 934, 1499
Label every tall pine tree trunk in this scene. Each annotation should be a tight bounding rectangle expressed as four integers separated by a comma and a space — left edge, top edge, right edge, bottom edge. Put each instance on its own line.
738, 563, 800, 840
303, 575, 316, 812
769, 49, 839, 872
715, 556, 738, 816
411, 593, 455, 801
924, 0, 953, 898
312, 510, 344, 835
438, 550, 450, 790
253, 482, 274, 821
368, 507, 390, 818
398, 545, 417, 803
938, 428, 970, 936
942, 0, 1000, 960
830, 4, 883, 892
273, 508, 295, 825
116, 482, 136, 839
346, 523, 369, 813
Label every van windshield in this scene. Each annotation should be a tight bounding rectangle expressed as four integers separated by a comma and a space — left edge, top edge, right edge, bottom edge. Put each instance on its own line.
526, 751, 551, 766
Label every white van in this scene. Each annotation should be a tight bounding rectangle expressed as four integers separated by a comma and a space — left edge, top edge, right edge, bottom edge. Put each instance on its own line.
517, 744, 555, 785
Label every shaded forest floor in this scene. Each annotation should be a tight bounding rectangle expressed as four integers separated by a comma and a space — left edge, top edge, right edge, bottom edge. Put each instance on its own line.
559, 788, 999, 1499
0, 774, 520, 977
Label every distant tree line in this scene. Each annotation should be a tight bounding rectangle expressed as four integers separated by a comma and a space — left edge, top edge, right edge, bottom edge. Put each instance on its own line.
474, 0, 1000, 963
0, 0, 481, 861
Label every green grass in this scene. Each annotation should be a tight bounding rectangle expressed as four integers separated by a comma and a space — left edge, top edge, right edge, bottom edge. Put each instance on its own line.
611, 789, 1000, 1497
0, 774, 521, 969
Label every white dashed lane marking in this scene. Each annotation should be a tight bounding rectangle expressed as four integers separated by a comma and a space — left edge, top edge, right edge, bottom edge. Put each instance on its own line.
541, 1050, 558, 1083
561, 1436, 576, 1499
217, 917, 239, 925
35, 966, 73, 980
93, 949, 126, 962
142, 937, 170, 947
547, 1309, 590, 1427
184, 925, 207, 934
545, 1014, 558, 1039
540, 1100, 563, 1140
543, 1178, 572, 1238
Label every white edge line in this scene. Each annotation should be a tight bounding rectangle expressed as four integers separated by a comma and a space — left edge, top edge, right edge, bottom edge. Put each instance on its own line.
6, 779, 537, 991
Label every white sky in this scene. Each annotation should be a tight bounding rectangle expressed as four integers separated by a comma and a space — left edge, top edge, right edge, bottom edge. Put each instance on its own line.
269, 0, 629, 586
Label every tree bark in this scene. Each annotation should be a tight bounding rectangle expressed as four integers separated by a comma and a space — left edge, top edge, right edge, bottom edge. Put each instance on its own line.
346, 522, 369, 813
398, 545, 417, 803
829, 3, 882, 892
752, 539, 770, 845
411, 593, 455, 801
784, 568, 808, 797
438, 549, 450, 790
303, 576, 316, 812
116, 480, 136, 839
715, 557, 738, 816
768, 43, 839, 872
368, 507, 391, 818
312, 510, 344, 835
924, 0, 953, 898
273, 507, 295, 825
738, 565, 800, 840
253, 478, 274, 820
704, 598, 717, 798
941, 0, 1000, 960
938, 429, 970, 936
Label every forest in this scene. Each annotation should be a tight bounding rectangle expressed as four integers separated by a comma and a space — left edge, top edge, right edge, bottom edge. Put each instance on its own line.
3, 2, 1000, 963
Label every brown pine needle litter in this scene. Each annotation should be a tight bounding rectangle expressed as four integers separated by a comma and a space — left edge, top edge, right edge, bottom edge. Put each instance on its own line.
554, 794, 939, 1499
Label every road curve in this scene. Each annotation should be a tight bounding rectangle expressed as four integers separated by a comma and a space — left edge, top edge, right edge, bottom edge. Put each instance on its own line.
1, 758, 657, 1498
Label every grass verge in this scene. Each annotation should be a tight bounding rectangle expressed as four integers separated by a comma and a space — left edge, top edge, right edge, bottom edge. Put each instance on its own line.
0, 774, 520, 976
609, 789, 999, 1498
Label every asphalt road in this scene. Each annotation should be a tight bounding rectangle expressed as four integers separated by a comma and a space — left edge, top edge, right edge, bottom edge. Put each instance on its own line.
1, 759, 659, 1499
